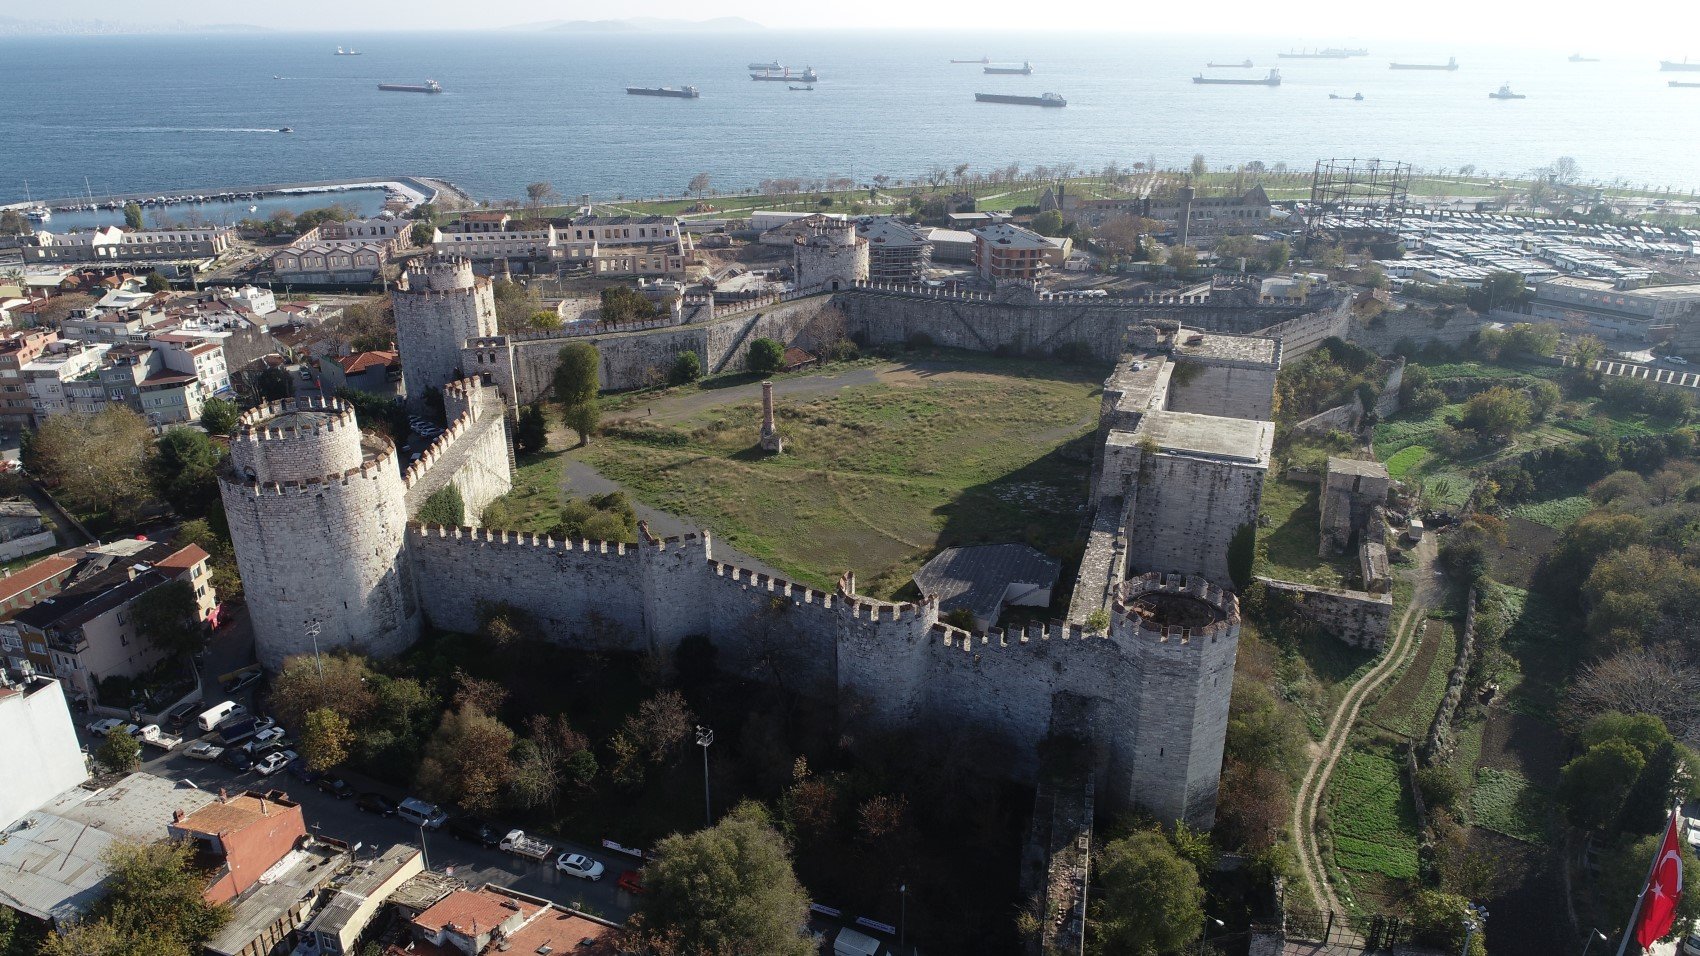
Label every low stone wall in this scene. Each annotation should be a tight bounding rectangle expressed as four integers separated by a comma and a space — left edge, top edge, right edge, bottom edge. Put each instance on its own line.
1256, 577, 1393, 650
1420, 588, 1476, 763
1291, 402, 1360, 436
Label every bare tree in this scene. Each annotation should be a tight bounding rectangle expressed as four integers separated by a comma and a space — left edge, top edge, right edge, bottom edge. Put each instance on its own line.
524, 182, 556, 213
926, 165, 949, 189
688, 172, 712, 199
1568, 646, 1700, 746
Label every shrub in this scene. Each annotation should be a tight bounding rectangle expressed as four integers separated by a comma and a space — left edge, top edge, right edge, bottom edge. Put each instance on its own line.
415, 485, 465, 527
748, 338, 784, 375
670, 350, 702, 385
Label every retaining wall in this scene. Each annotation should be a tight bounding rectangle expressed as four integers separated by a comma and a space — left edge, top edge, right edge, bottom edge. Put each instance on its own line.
1256, 577, 1392, 650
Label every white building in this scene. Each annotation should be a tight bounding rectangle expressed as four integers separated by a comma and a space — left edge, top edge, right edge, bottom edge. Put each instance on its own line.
0, 672, 87, 832
23, 226, 234, 263
22, 342, 111, 419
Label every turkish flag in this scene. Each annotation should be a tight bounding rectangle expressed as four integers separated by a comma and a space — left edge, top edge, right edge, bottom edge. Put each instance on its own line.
1634, 812, 1684, 949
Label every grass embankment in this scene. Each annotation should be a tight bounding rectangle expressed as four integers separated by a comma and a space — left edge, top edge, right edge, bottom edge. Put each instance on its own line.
1255, 478, 1357, 588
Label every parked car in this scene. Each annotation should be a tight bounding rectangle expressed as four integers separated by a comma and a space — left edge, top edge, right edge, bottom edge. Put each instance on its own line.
185, 741, 225, 761
447, 816, 500, 847
224, 671, 261, 694
1682, 934, 1700, 956
356, 792, 398, 816
255, 750, 297, 776
86, 718, 123, 737
398, 797, 448, 829
288, 760, 323, 783
555, 853, 605, 881
617, 871, 646, 895
243, 727, 287, 753
251, 716, 277, 732
163, 700, 203, 731
317, 777, 356, 799
219, 749, 255, 772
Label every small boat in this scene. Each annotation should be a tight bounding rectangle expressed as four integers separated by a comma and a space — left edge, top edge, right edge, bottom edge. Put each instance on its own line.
1488, 83, 1526, 99
985, 60, 1034, 75
278, 127, 294, 133
1568, 53, 1600, 62
747, 61, 781, 71
1207, 59, 1254, 68
788, 85, 814, 91
334, 46, 361, 55
951, 56, 990, 64
273, 74, 283, 79
1328, 92, 1365, 100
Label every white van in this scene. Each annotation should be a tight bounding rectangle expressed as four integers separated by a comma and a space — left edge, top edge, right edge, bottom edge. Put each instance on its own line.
833, 928, 884, 956
397, 797, 448, 829
197, 700, 238, 732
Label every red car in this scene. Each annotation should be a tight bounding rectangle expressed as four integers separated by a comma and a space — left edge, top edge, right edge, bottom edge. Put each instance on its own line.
617, 871, 646, 895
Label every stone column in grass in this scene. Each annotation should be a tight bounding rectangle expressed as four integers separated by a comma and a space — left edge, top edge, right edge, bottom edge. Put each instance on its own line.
759, 380, 783, 453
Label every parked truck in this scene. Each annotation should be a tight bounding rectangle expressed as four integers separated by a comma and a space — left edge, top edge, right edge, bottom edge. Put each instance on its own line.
499, 830, 554, 862
138, 724, 183, 751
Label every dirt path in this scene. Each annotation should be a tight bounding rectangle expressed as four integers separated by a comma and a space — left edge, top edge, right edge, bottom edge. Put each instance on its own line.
1291, 534, 1442, 923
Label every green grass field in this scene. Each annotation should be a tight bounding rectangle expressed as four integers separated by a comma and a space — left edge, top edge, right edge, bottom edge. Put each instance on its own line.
1329, 745, 1423, 880
574, 356, 1102, 594
1255, 478, 1357, 588
1469, 767, 1553, 845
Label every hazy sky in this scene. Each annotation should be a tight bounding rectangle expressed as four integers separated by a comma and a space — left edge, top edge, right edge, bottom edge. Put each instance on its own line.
8, 0, 1699, 47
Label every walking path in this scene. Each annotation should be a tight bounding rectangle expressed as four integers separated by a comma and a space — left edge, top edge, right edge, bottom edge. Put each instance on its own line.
1290, 534, 1442, 926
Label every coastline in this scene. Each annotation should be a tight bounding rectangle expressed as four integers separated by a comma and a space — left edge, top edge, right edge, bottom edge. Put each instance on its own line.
0, 175, 457, 215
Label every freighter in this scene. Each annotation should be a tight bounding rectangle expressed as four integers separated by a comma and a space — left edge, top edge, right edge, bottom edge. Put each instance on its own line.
752, 67, 818, 82
1279, 48, 1349, 59
1668, 80, 1700, 87
1568, 53, 1600, 62
985, 60, 1034, 75
951, 56, 990, 63
627, 86, 700, 98
1193, 68, 1281, 86
1208, 59, 1254, 68
378, 79, 442, 93
974, 92, 1066, 107
1661, 58, 1700, 71
747, 61, 780, 70
1390, 57, 1459, 70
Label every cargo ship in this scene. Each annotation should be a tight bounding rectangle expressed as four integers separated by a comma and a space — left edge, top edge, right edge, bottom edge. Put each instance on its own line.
1661, 58, 1700, 71
1328, 92, 1364, 100
378, 79, 443, 93
1390, 57, 1459, 70
627, 86, 700, 98
1193, 68, 1282, 86
1208, 59, 1253, 68
985, 60, 1034, 75
1669, 80, 1700, 87
974, 92, 1066, 107
1568, 53, 1600, 62
747, 61, 780, 71
951, 56, 990, 63
1488, 83, 1525, 99
752, 67, 818, 82
1279, 48, 1349, 59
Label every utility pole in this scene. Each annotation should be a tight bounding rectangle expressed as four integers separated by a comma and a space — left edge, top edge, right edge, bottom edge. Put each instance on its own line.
695, 725, 714, 827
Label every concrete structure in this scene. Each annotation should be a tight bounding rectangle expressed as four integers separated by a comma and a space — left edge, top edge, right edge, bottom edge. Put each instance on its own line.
973, 222, 1054, 282
22, 226, 234, 263
219, 398, 422, 671
169, 789, 308, 904
0, 673, 87, 831
205, 838, 346, 956
1530, 275, 1700, 341
856, 217, 933, 284
1319, 457, 1391, 556
0, 330, 60, 430
758, 380, 783, 453
0, 498, 55, 563
297, 844, 425, 956
271, 240, 393, 285
792, 217, 869, 293
10, 539, 215, 700
392, 257, 497, 408
912, 543, 1060, 631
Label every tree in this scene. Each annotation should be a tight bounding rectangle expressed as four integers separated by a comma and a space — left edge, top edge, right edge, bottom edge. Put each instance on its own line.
1558, 739, 1645, 830
265, 652, 380, 730
151, 428, 223, 519
670, 350, 702, 385
96, 730, 142, 773
492, 279, 543, 334
526, 309, 562, 332
255, 366, 295, 400
1467, 271, 1528, 312
199, 398, 239, 435
1553, 156, 1580, 183
143, 271, 171, 292
133, 581, 203, 658
1089, 831, 1204, 956
1598, 831, 1700, 938
1190, 154, 1208, 178
417, 703, 516, 814
563, 397, 600, 446
410, 220, 436, 246
415, 484, 464, 526
123, 202, 145, 230
0, 210, 26, 236
688, 172, 712, 198
600, 286, 660, 325
524, 181, 557, 211
1031, 209, 1064, 236
1406, 889, 1487, 956
300, 707, 353, 771
749, 337, 785, 375
554, 342, 600, 406
29, 407, 155, 521
43, 841, 230, 956
1263, 239, 1291, 271
638, 803, 814, 956
1460, 386, 1533, 437
1168, 244, 1199, 270
515, 403, 547, 454
1569, 334, 1607, 380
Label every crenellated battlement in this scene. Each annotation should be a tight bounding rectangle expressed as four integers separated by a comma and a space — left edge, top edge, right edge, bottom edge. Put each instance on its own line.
708, 561, 834, 605
1111, 572, 1240, 642
234, 396, 359, 440
408, 523, 641, 557
219, 443, 400, 497
400, 255, 477, 293
400, 405, 477, 488
931, 618, 1098, 652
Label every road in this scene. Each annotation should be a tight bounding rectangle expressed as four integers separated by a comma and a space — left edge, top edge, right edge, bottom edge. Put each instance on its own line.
94, 608, 638, 923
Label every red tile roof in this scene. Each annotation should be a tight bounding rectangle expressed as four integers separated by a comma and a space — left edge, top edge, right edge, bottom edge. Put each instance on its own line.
413, 887, 543, 940
0, 554, 77, 604
154, 544, 209, 573
338, 350, 398, 375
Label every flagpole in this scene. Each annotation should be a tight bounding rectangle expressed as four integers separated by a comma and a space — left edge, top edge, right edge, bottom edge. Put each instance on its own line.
1613, 803, 1680, 956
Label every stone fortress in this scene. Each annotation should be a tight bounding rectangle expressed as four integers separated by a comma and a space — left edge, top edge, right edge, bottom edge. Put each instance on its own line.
218, 255, 1480, 828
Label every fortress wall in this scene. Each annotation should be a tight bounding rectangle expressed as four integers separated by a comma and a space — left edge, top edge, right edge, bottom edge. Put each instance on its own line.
1349, 308, 1486, 355
1124, 452, 1266, 589
834, 594, 942, 731
1257, 577, 1392, 650
1166, 362, 1276, 420
699, 563, 841, 696
1123, 626, 1238, 828
700, 297, 839, 375
1262, 304, 1352, 362
836, 291, 1127, 360
407, 526, 648, 648
402, 408, 513, 524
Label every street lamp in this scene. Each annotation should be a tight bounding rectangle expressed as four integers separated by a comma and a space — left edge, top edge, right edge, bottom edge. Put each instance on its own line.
695, 725, 714, 827
305, 618, 323, 680
1461, 902, 1488, 956
899, 883, 907, 953
418, 823, 431, 871
1582, 928, 1608, 956
1199, 917, 1225, 956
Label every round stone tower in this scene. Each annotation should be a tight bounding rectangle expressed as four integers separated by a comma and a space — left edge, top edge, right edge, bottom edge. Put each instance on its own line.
793, 217, 868, 293
219, 397, 420, 671
392, 255, 498, 411
1109, 572, 1240, 828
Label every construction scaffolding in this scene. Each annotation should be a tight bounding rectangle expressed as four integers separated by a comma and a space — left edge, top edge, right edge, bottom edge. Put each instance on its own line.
1305, 158, 1412, 246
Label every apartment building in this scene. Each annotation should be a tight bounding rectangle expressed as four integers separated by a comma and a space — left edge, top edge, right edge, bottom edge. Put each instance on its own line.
22, 226, 235, 263
972, 222, 1055, 282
